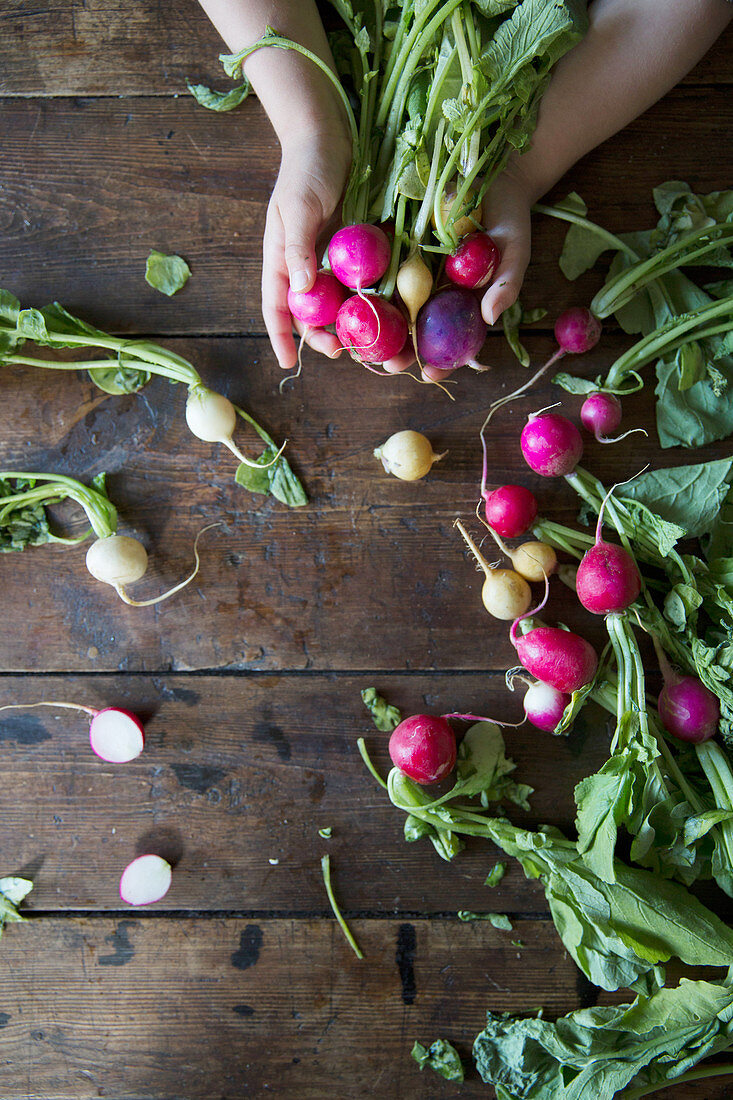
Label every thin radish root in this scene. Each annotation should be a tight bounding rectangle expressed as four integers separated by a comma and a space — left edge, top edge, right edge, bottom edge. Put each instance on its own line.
114, 523, 220, 607
442, 711, 525, 728
279, 330, 308, 393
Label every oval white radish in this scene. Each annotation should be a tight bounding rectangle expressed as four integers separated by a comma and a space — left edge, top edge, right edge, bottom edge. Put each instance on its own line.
374, 430, 445, 481
485, 526, 557, 584
119, 854, 172, 906
455, 519, 532, 620
185, 386, 286, 470
396, 252, 433, 324
89, 708, 145, 763
86, 535, 149, 588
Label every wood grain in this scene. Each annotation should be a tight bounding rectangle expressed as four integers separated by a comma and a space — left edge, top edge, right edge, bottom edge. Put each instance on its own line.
0, 914, 729, 1100
0, 87, 731, 336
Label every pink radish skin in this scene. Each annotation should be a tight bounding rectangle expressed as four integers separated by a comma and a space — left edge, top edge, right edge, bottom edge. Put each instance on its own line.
416, 288, 487, 372
445, 232, 500, 289
511, 623, 598, 694
389, 715, 457, 785
485, 485, 538, 538
520, 413, 583, 477
119, 854, 172, 907
523, 681, 570, 731
287, 272, 347, 327
336, 294, 408, 364
554, 307, 602, 354
328, 224, 391, 289
580, 392, 622, 439
658, 676, 720, 744
576, 541, 641, 615
89, 708, 145, 763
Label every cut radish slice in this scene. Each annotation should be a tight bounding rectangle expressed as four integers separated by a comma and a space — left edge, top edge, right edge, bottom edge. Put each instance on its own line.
119, 854, 172, 906
89, 708, 145, 763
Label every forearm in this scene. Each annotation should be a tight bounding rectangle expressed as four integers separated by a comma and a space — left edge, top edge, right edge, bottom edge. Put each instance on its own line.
510, 0, 732, 201
196, 0, 349, 143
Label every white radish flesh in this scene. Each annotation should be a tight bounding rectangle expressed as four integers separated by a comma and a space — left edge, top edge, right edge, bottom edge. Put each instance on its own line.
375, 431, 445, 482
119, 854, 172, 906
89, 708, 145, 763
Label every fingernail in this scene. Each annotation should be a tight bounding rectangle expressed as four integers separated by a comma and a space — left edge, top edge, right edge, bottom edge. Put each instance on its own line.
486, 305, 496, 325
290, 270, 309, 292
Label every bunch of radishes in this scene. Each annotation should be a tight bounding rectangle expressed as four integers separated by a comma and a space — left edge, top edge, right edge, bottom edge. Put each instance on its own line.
287, 222, 500, 374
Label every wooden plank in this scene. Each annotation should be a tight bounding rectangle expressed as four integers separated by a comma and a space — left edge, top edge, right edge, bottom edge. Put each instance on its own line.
0, 914, 730, 1099
1, 0, 731, 96
1, 87, 731, 336
0, 334, 724, 672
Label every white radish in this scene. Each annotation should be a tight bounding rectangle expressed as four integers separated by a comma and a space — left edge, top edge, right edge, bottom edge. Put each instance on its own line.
374, 430, 446, 482
119, 854, 172, 907
0, 701, 144, 762
455, 519, 532, 620
484, 525, 557, 583
85, 524, 217, 607
396, 252, 433, 324
185, 386, 286, 469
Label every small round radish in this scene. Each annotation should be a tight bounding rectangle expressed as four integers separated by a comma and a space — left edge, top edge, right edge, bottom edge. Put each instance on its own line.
575, 486, 641, 615
396, 252, 433, 324
523, 681, 570, 731
89, 708, 145, 763
658, 676, 720, 744
520, 412, 583, 477
86, 535, 148, 588
445, 232, 500, 289
497, 536, 557, 584
328, 223, 391, 290
185, 385, 285, 471
554, 307, 602, 354
484, 485, 538, 538
416, 288, 487, 372
119, 854, 172, 907
374, 430, 446, 481
512, 624, 598, 694
287, 271, 347, 327
456, 519, 532, 620
579, 392, 646, 446
434, 184, 481, 238
389, 714, 456, 784
335, 294, 408, 364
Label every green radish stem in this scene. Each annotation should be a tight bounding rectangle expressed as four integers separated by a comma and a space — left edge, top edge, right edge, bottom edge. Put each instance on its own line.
321, 854, 364, 959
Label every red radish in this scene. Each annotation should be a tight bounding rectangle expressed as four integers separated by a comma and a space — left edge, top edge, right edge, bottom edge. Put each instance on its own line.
484, 485, 538, 538
287, 271, 347, 327
653, 639, 719, 744
389, 714, 457, 785
0, 701, 144, 762
575, 486, 641, 615
119, 854, 172, 906
520, 412, 583, 477
328, 224, 391, 289
445, 232, 500, 289
416, 287, 488, 372
554, 307, 602, 355
510, 581, 598, 693
522, 681, 570, 731
335, 294, 408, 364
580, 392, 646, 445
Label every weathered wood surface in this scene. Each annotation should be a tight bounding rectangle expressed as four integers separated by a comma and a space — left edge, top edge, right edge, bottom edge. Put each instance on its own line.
1, 86, 731, 335
0, 915, 729, 1100
0, 333, 722, 672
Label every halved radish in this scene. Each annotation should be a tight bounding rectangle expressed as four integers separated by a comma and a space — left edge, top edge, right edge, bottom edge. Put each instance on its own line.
119, 854, 172, 906
89, 708, 145, 763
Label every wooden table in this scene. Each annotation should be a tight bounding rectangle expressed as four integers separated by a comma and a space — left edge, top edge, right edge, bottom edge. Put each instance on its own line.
1, 4, 731, 1096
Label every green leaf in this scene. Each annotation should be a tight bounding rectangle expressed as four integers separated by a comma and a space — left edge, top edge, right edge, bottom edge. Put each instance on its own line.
361, 687, 402, 733
655, 351, 733, 450
145, 251, 191, 296
684, 809, 733, 846
88, 363, 151, 395
552, 372, 601, 396
663, 583, 703, 631
411, 1039, 464, 1083
318, 826, 333, 839
484, 862, 507, 887
621, 457, 733, 538
16, 308, 49, 341
187, 79, 251, 112
456, 722, 516, 798
458, 910, 513, 930
0, 877, 33, 908
235, 446, 307, 508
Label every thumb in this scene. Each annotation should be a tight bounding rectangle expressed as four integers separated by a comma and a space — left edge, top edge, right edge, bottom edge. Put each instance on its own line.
279, 193, 323, 294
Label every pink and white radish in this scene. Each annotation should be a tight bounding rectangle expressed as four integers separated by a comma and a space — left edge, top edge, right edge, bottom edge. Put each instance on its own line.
575, 485, 641, 615
389, 714, 457, 784
0, 701, 144, 762
119, 854, 172, 906
416, 288, 488, 373
522, 680, 570, 731
455, 519, 532, 620
445, 232, 500, 289
85, 524, 217, 607
328, 223, 391, 290
510, 581, 598, 693
287, 271, 347, 327
335, 294, 408, 364
484, 485, 538, 539
580, 392, 646, 445
520, 411, 583, 477
653, 640, 719, 744
374, 430, 446, 481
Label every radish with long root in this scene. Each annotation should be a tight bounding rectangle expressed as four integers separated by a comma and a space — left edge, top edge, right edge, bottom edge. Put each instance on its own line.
374, 431, 446, 481
580, 392, 646, 445
506, 673, 570, 732
119, 854, 172, 906
328, 223, 392, 290
396, 251, 433, 367
416, 288, 488, 373
185, 387, 286, 470
335, 294, 408, 364
86, 523, 218, 607
0, 701, 144, 762
284, 272, 349, 386
455, 519, 532, 621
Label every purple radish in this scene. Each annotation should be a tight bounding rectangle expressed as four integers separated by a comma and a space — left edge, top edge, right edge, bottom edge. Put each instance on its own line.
389, 714, 457, 785
416, 287, 488, 372
522, 681, 570, 731
520, 412, 583, 477
580, 392, 646, 445
510, 580, 598, 693
484, 485, 538, 538
554, 307, 602, 355
287, 271, 347, 327
328, 224, 391, 290
335, 294, 408, 364
0, 700, 144, 762
445, 232, 500, 289
575, 488, 641, 615
653, 640, 719, 744
119, 854, 172, 906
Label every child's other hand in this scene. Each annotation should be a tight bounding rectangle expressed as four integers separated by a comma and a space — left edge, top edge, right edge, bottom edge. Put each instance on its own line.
262, 129, 352, 370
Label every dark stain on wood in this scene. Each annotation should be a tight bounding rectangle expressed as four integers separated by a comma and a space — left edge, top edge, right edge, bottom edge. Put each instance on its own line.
0, 1014, 10, 1028
0, 716, 52, 746
231, 925, 263, 971
99, 921, 137, 967
252, 721, 291, 761
232, 1004, 255, 1017
170, 762, 228, 794
396, 923, 417, 1005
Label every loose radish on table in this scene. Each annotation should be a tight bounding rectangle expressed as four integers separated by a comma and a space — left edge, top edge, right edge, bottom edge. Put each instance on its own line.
510, 580, 598, 693
119, 854, 172, 906
335, 294, 408, 364
580, 392, 646, 445
484, 525, 557, 584
185, 386, 286, 469
86, 524, 216, 607
328, 223, 391, 289
374, 430, 446, 481
0, 701, 144, 762
484, 485, 538, 538
388, 714, 457, 784
287, 271, 347, 327
445, 232, 500, 289
416, 288, 488, 373
520, 411, 583, 477
653, 639, 719, 744
455, 519, 532, 621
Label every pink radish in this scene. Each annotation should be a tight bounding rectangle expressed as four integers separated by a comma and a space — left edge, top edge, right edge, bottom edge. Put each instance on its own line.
445, 232, 500, 289
520, 412, 583, 477
653, 640, 719, 744
523, 681, 570, 731
119, 854, 172, 906
0, 701, 144, 762
575, 488, 641, 615
389, 714, 457, 784
287, 271, 347, 327
554, 307, 602, 355
335, 294, 408, 364
416, 288, 488, 372
580, 392, 646, 445
484, 485, 538, 538
328, 224, 391, 289
510, 581, 598, 693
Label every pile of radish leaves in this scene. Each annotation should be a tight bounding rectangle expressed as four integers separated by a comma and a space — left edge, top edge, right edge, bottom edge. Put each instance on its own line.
542, 181, 733, 448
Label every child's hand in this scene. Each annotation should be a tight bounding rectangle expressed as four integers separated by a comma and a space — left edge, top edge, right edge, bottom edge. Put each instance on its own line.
262, 128, 352, 371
